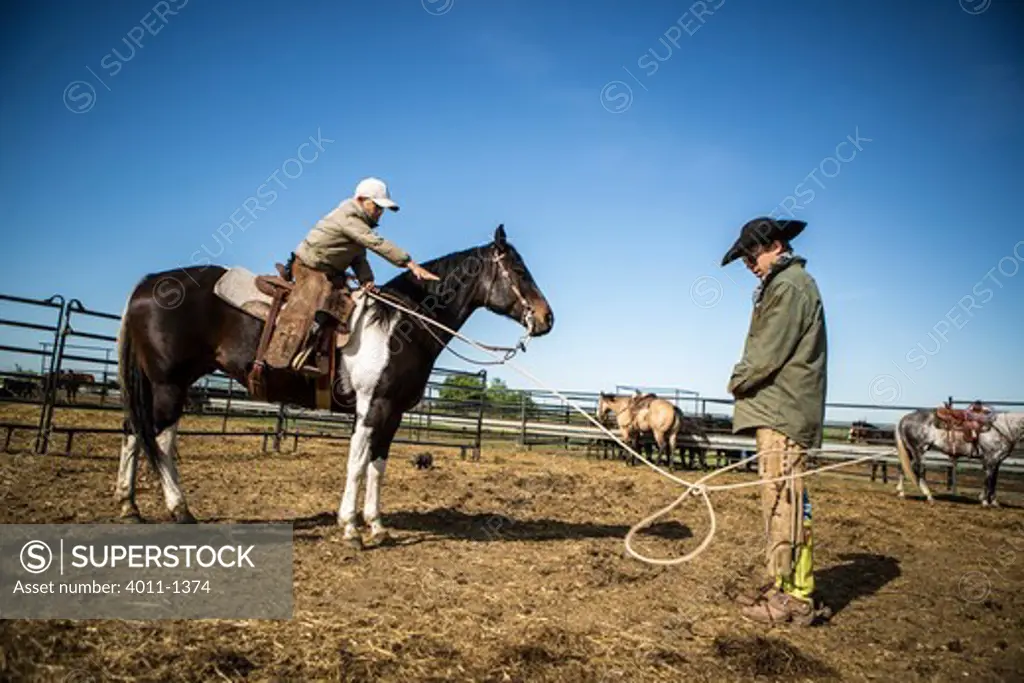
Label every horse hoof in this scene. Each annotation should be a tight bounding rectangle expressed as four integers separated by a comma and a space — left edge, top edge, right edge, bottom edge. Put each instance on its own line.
346, 535, 365, 551
120, 513, 144, 524
370, 529, 393, 546
172, 506, 198, 524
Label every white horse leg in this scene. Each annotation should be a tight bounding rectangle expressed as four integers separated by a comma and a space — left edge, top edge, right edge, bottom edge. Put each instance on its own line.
116, 432, 141, 520
913, 456, 937, 505
338, 401, 373, 547
364, 458, 388, 541
151, 423, 194, 522
896, 474, 905, 498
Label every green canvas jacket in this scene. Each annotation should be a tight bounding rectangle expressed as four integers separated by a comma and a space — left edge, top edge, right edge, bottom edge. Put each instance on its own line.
295, 198, 411, 284
727, 257, 828, 449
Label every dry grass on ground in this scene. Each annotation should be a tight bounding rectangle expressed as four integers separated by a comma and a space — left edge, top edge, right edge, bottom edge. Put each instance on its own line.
1, 404, 1023, 681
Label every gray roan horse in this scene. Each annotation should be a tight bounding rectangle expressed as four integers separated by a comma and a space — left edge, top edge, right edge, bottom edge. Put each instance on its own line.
116, 225, 554, 547
895, 409, 1024, 506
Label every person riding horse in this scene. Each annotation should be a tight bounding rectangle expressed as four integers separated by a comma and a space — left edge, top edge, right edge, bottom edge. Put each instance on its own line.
263, 177, 440, 375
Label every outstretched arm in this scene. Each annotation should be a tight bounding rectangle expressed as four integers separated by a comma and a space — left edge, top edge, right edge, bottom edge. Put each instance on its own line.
336, 220, 412, 268
335, 220, 439, 281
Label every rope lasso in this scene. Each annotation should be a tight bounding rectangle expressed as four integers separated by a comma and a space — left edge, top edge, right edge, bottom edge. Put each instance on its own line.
363, 289, 889, 565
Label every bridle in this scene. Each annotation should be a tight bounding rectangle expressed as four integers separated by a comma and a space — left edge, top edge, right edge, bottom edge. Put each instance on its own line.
363, 248, 536, 366
488, 250, 535, 336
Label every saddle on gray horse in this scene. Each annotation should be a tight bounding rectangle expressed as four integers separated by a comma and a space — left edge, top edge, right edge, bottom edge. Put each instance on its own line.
935, 401, 995, 443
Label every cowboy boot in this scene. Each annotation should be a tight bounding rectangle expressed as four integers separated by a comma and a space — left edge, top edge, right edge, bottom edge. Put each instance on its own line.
740, 590, 817, 627
293, 313, 334, 376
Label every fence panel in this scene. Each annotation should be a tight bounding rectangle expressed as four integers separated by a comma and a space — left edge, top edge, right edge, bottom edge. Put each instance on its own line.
0, 293, 66, 452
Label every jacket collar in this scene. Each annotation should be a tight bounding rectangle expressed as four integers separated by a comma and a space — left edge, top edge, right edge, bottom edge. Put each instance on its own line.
753, 254, 806, 305
344, 197, 379, 228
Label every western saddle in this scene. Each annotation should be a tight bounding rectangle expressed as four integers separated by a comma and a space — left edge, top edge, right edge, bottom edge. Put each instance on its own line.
246, 254, 357, 407
628, 392, 658, 417
935, 400, 995, 444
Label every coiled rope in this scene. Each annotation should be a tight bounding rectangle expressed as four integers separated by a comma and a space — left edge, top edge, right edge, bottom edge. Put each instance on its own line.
364, 289, 888, 566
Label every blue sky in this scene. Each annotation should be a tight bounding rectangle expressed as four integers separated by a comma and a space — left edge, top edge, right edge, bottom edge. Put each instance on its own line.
1, 0, 1022, 423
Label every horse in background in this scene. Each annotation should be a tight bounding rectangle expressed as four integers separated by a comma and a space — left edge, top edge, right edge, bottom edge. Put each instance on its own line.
894, 404, 1024, 507
116, 225, 554, 548
42, 370, 95, 403
596, 392, 709, 467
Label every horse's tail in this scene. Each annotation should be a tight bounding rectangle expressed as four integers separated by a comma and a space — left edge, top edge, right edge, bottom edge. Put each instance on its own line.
117, 304, 161, 474
673, 405, 705, 441
894, 414, 917, 486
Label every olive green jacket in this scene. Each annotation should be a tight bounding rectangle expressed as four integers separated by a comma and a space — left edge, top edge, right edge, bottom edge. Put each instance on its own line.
727, 257, 828, 449
294, 198, 411, 284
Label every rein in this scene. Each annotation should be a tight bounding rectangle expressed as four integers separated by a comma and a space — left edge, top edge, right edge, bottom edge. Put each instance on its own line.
364, 253, 532, 366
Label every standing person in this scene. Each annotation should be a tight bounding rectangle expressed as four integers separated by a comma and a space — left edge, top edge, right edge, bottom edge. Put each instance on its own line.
264, 177, 440, 374
720, 217, 829, 626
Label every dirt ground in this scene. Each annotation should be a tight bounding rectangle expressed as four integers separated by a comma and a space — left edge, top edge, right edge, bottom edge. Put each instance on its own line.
1, 405, 1024, 682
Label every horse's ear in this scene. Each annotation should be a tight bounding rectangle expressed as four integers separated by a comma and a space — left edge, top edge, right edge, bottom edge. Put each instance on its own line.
494, 224, 507, 251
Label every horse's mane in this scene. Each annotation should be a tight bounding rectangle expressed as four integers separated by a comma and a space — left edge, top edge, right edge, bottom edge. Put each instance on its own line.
365, 244, 494, 331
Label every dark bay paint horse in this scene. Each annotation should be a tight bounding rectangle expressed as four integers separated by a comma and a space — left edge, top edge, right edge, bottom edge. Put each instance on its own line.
895, 408, 1024, 506
116, 225, 554, 546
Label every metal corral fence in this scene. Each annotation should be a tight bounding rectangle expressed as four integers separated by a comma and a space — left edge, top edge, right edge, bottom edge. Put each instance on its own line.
462, 387, 1024, 497
2, 291, 1022, 497
0, 293, 487, 458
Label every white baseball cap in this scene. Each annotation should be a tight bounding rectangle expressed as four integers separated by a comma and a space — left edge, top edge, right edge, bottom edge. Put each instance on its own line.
354, 177, 399, 211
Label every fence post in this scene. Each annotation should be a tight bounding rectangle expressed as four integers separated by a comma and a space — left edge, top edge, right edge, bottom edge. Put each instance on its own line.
564, 404, 570, 450
426, 384, 433, 430
519, 392, 527, 447
273, 404, 286, 453
34, 296, 67, 454
474, 370, 487, 459
222, 378, 234, 433
99, 347, 111, 406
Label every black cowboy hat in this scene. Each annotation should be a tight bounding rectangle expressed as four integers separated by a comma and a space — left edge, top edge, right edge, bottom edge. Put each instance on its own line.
720, 217, 807, 266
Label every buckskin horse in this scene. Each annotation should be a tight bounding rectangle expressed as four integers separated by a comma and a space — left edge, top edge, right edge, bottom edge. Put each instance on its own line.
894, 405, 1024, 507
596, 392, 708, 466
116, 225, 554, 547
